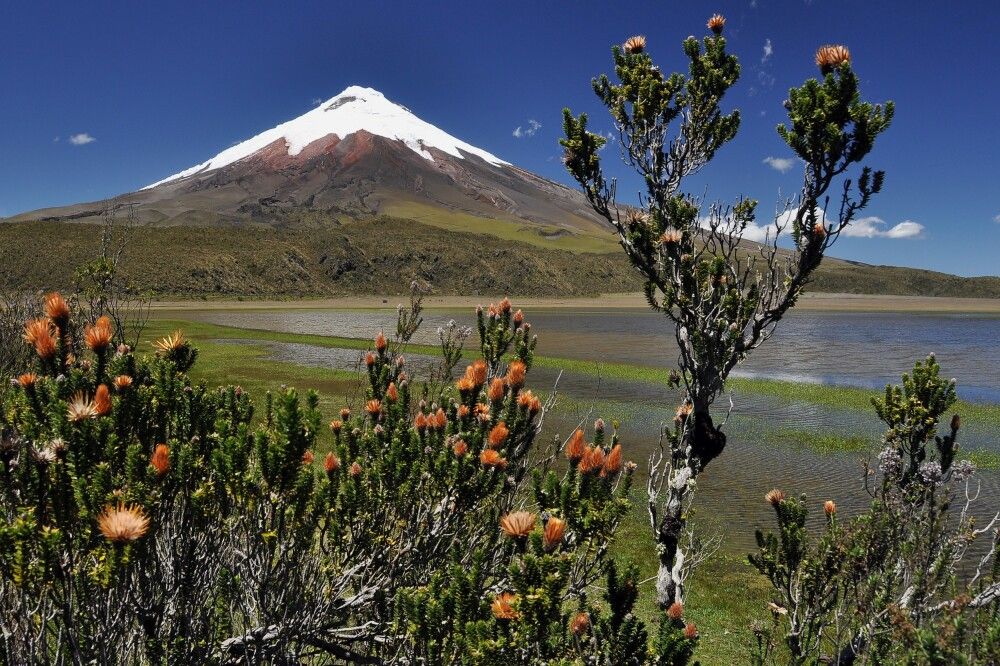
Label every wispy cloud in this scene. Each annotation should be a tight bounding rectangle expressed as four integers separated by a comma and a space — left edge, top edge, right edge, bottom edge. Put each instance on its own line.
68, 133, 96, 145
762, 39, 773, 63
311, 97, 323, 106
512, 119, 541, 139
842, 217, 925, 239
994, 213, 1000, 224
763, 156, 796, 173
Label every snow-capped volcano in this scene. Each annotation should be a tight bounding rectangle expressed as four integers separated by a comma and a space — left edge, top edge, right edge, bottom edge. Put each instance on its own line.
145, 86, 509, 189
11, 86, 608, 239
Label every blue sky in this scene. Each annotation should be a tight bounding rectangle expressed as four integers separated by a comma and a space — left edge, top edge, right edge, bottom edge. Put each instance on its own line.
2, 1, 997, 276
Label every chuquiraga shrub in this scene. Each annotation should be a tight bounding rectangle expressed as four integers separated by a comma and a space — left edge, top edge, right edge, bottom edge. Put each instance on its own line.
750, 356, 1000, 664
1, 292, 700, 664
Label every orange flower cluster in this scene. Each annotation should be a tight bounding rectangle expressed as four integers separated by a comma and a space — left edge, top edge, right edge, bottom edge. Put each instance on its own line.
707, 13, 725, 35
98, 504, 150, 543
815, 44, 851, 74
324, 452, 340, 473
93, 385, 112, 416
491, 592, 519, 620
488, 422, 509, 448
452, 439, 468, 457
543, 517, 566, 551
456, 359, 488, 392
485, 297, 513, 318
517, 390, 542, 414
44, 292, 70, 326
153, 330, 186, 354
84, 316, 114, 353
113, 375, 133, 390
386, 382, 399, 401
17, 372, 38, 389
302, 450, 315, 465
565, 429, 586, 462
488, 378, 505, 402
765, 489, 786, 507
24, 318, 57, 360
623, 35, 646, 54
374, 332, 387, 352
570, 611, 590, 635
365, 399, 382, 416
500, 511, 536, 539
506, 360, 526, 388
480, 449, 507, 469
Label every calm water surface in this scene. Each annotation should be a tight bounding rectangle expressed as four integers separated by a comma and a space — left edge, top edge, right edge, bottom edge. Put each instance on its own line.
179, 306, 999, 552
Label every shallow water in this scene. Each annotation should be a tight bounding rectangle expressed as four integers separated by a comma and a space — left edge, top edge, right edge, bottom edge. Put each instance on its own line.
179, 307, 1000, 403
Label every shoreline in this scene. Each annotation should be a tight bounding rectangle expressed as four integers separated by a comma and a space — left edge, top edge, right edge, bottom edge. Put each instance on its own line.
149, 292, 1000, 314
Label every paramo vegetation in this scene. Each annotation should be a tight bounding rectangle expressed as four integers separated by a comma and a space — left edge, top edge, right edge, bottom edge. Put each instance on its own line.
2, 14, 999, 666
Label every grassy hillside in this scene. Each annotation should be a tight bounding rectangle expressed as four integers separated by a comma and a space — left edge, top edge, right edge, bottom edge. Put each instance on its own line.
1, 217, 998, 299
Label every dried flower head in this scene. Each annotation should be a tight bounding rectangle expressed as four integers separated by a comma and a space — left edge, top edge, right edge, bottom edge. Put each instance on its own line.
815, 44, 851, 74
500, 511, 536, 539
480, 449, 508, 469
488, 377, 505, 402
113, 375, 134, 390
151, 444, 170, 475
491, 592, 519, 620
44, 292, 70, 325
506, 360, 526, 388
543, 517, 566, 551
824, 500, 837, 516
660, 229, 683, 245
565, 429, 586, 462
667, 601, 685, 620
683, 622, 698, 640
707, 13, 725, 34
93, 384, 112, 416
153, 330, 186, 354
623, 35, 647, 54
488, 422, 509, 448
67, 392, 99, 422
571, 611, 591, 635
85, 316, 114, 353
765, 489, 786, 507
98, 504, 150, 543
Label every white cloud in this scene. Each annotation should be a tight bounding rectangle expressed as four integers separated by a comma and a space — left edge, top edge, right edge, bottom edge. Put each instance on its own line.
512, 119, 541, 139
841, 217, 924, 239
763, 156, 796, 173
762, 39, 773, 63
994, 213, 1000, 224
68, 133, 96, 145
311, 97, 323, 106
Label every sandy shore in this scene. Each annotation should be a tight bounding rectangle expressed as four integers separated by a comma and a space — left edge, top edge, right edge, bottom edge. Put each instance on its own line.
150, 292, 1000, 314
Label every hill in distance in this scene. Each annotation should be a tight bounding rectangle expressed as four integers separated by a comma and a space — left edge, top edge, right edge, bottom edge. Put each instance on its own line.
2, 86, 997, 299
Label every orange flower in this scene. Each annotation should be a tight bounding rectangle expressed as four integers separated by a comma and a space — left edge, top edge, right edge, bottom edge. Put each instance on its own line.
113, 375, 133, 390
824, 500, 837, 516
480, 449, 507, 469
528, 396, 541, 414
430, 408, 445, 429
386, 382, 399, 402
623, 35, 646, 54
813, 223, 827, 239
579, 447, 606, 474
302, 450, 315, 465
340, 407, 351, 420
329, 419, 343, 433
488, 422, 509, 448
24, 318, 57, 360
469, 359, 487, 386
44, 292, 70, 325
491, 592, 519, 620
374, 332, 387, 352
67, 392, 98, 422
365, 399, 382, 416
85, 316, 114, 353
815, 44, 851, 74
453, 439, 468, 457
498, 297, 512, 313
349, 461, 362, 477
513, 309, 524, 327
667, 601, 684, 620
506, 360, 526, 388
660, 229, 683, 245
414, 412, 428, 431
17, 372, 38, 389
565, 429, 586, 462
93, 384, 112, 416
365, 352, 376, 367
151, 444, 170, 475
571, 611, 590, 635
674, 402, 693, 426
500, 511, 536, 539
683, 622, 698, 640
324, 452, 340, 473
602, 444, 623, 476
707, 13, 725, 34
765, 489, 786, 507
456, 375, 476, 392
543, 517, 566, 551
457, 404, 470, 419
98, 504, 150, 543
488, 378, 505, 402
